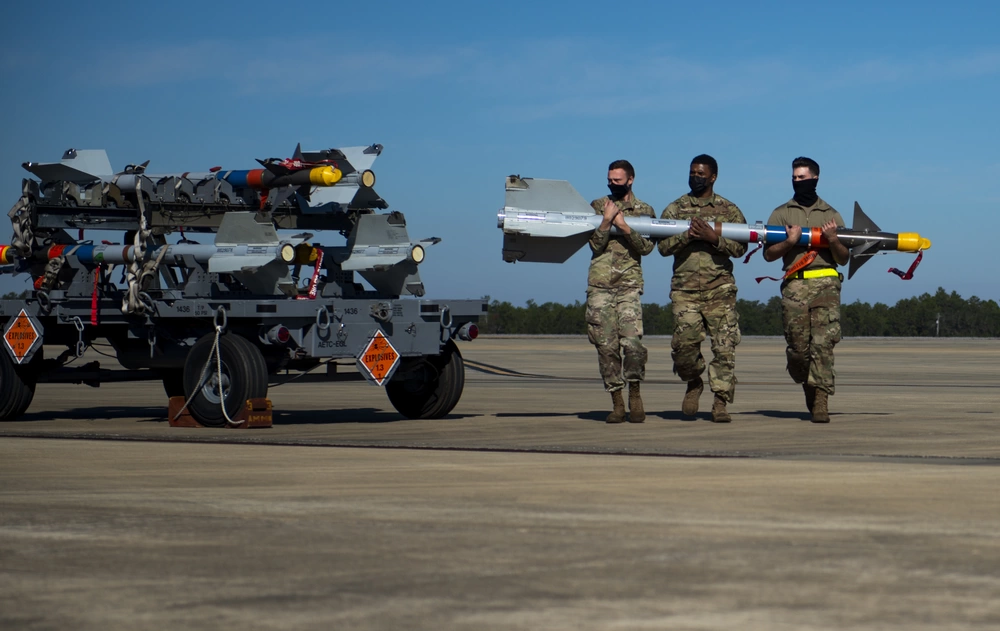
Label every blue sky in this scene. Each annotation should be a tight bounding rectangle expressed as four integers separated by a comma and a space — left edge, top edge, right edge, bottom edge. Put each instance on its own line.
2, 1, 997, 306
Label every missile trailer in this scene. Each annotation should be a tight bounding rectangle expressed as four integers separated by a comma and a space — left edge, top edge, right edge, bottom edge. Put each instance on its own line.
1, 145, 485, 426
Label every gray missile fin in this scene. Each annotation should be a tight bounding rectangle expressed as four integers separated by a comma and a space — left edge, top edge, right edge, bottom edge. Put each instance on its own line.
847, 202, 882, 279
852, 201, 881, 233
22, 149, 114, 183
847, 242, 877, 279
215, 211, 279, 246
504, 177, 594, 216
502, 232, 591, 263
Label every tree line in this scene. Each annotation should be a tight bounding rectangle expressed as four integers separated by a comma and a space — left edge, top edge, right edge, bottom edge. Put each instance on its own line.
5, 288, 998, 336
481, 288, 1000, 337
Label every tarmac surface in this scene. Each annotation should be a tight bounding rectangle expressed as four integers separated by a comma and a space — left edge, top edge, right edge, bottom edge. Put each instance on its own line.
1, 336, 998, 630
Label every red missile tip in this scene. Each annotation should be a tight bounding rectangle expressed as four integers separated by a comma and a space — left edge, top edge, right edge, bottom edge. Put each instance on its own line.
209, 166, 222, 173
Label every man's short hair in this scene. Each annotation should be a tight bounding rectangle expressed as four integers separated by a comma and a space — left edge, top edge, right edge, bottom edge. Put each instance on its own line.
691, 154, 718, 176
608, 159, 635, 180
792, 156, 820, 177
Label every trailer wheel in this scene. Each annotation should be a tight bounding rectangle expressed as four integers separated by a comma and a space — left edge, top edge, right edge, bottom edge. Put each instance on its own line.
182, 334, 268, 427
0, 350, 37, 422
385, 341, 465, 419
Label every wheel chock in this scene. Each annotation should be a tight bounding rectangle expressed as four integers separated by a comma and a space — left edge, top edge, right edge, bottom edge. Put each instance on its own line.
167, 397, 273, 428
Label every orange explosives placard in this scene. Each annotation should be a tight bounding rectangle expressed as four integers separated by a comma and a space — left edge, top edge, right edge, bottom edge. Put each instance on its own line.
358, 331, 400, 386
5, 310, 40, 364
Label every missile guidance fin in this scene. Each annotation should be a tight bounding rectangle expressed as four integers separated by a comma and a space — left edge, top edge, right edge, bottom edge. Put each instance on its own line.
852, 201, 881, 233
503, 177, 594, 216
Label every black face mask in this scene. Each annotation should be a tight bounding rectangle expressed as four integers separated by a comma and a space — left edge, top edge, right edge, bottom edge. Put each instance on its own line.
689, 175, 710, 196
793, 178, 819, 206
607, 183, 630, 199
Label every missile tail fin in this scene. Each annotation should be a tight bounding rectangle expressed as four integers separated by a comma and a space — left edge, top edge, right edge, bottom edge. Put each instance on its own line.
503, 177, 594, 216
852, 201, 881, 233
847, 240, 879, 279
502, 232, 590, 263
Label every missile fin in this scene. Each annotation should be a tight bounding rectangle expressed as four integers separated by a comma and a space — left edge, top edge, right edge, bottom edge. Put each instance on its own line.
215, 211, 280, 246
852, 201, 881, 233
293, 143, 304, 161
847, 241, 878, 279
22, 149, 114, 183
258, 159, 291, 176
504, 177, 594, 216
22, 161, 100, 183
502, 232, 590, 263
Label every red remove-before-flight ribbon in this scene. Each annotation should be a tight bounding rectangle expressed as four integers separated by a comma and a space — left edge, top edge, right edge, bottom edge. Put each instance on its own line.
888, 250, 923, 280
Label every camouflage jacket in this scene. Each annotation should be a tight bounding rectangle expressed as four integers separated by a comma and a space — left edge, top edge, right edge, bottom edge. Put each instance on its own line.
657, 193, 747, 291
766, 197, 845, 272
587, 195, 656, 289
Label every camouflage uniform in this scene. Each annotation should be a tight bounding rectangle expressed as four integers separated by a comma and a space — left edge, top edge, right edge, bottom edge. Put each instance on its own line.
767, 197, 846, 394
657, 194, 747, 402
586, 195, 656, 392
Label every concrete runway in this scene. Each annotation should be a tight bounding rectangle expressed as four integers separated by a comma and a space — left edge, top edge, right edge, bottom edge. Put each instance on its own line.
2, 337, 998, 629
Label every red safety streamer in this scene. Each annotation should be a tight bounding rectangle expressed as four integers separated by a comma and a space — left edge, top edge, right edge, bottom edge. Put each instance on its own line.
755, 250, 819, 284
90, 264, 102, 325
888, 250, 923, 280
743, 243, 763, 263
296, 249, 324, 300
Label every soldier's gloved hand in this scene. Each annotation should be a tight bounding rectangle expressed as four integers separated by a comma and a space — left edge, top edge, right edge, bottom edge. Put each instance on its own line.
785, 224, 802, 244
689, 217, 719, 244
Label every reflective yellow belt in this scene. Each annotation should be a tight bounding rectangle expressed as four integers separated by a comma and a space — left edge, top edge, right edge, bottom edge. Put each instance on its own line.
789, 268, 841, 280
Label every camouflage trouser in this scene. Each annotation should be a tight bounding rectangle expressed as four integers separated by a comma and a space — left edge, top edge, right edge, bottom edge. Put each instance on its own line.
781, 276, 842, 394
586, 286, 647, 392
669, 285, 741, 402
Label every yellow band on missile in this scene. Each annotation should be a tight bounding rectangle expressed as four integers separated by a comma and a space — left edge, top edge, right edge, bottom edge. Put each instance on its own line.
0, 245, 10, 265
309, 166, 343, 186
897, 233, 932, 252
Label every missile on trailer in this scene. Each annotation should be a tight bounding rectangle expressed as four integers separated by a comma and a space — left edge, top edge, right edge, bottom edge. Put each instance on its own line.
497, 176, 931, 279
20, 143, 386, 213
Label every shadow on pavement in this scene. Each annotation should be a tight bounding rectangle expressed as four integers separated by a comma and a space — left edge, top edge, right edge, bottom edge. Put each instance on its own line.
272, 409, 479, 424
18, 407, 165, 423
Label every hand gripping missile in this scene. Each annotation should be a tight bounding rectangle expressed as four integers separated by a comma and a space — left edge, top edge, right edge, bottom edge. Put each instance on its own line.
498, 177, 931, 279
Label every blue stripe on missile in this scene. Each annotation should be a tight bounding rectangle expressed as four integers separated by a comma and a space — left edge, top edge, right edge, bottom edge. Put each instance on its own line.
762, 225, 787, 244
221, 170, 250, 187
761, 226, 812, 246
74, 245, 95, 264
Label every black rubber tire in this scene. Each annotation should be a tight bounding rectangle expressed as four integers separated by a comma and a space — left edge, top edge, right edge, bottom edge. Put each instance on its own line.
385, 341, 465, 419
182, 333, 268, 428
0, 350, 37, 422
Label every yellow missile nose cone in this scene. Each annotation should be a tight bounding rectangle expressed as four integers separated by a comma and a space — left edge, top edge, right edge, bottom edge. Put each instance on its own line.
294, 243, 318, 264
897, 233, 931, 252
309, 166, 343, 186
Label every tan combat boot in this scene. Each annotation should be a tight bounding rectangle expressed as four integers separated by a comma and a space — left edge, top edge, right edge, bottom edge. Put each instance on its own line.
711, 395, 731, 423
606, 390, 627, 424
803, 384, 817, 414
811, 390, 830, 423
628, 382, 645, 423
681, 376, 703, 416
